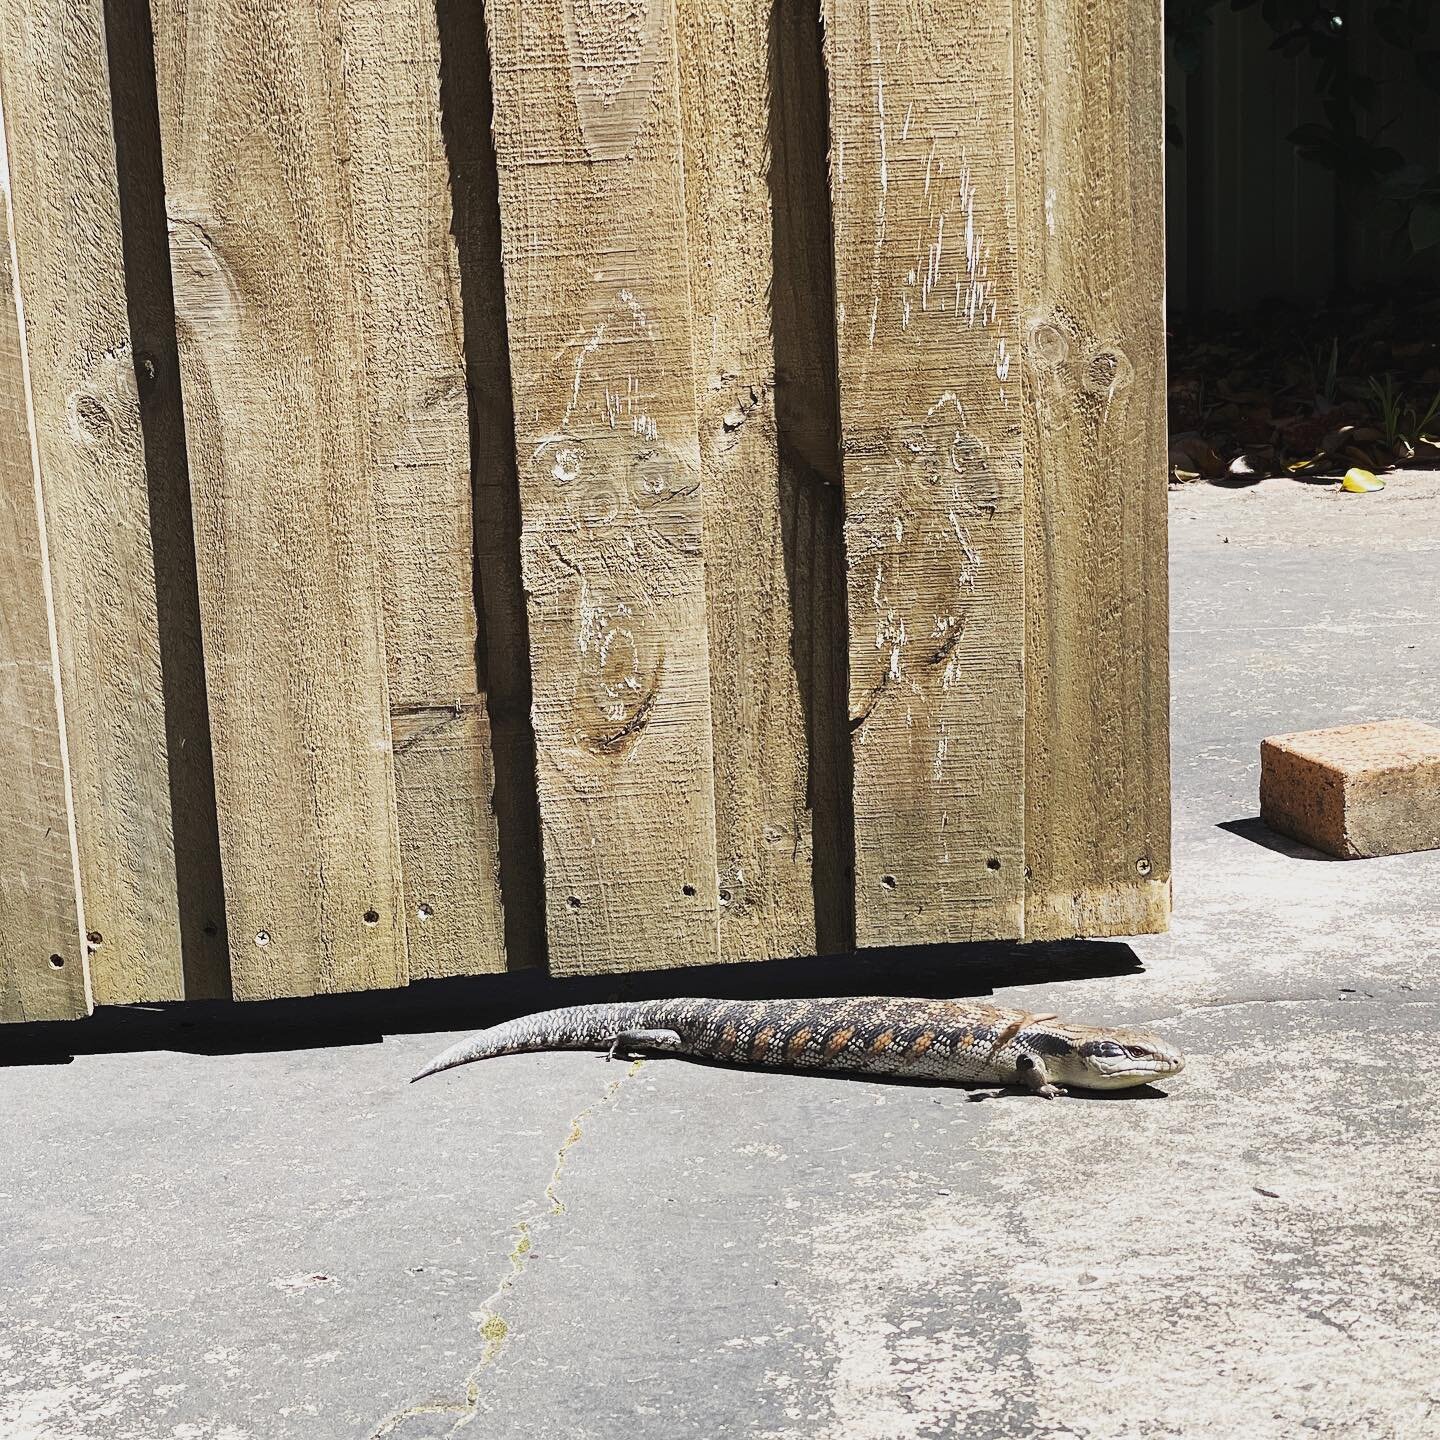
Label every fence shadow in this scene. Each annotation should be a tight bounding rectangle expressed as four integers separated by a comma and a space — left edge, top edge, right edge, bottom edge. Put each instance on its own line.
2, 937, 1147, 1068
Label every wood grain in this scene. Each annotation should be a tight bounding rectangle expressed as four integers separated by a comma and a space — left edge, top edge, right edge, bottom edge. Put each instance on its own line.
675, 0, 819, 962
341, 0, 507, 978
151, 0, 407, 997
486, 0, 722, 975
0, 109, 89, 1022
1018, 0, 1171, 938
824, 0, 1026, 946
0, 0, 189, 1002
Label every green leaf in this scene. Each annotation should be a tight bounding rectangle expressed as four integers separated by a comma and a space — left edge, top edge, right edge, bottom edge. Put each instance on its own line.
1410, 203, 1440, 252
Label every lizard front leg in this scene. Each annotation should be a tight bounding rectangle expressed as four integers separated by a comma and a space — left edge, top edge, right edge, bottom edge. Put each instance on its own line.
1015, 1053, 1067, 1099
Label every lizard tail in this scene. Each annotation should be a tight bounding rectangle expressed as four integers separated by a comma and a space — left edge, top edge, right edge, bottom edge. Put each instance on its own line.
410, 1002, 650, 1082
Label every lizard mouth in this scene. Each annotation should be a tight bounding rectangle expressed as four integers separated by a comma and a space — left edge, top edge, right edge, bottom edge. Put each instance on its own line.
1077, 1055, 1185, 1090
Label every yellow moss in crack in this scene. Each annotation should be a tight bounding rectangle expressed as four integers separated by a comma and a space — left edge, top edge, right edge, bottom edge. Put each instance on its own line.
544, 1079, 621, 1215
364, 1070, 639, 1439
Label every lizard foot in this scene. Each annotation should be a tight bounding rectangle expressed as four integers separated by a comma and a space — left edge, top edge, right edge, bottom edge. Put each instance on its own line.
606, 1028, 683, 1062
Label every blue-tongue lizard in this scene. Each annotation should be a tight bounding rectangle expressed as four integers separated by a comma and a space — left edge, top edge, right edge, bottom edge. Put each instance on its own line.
412, 996, 1185, 1098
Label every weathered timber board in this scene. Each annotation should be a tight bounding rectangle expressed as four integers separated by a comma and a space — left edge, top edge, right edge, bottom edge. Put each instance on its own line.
151, 0, 407, 997
1018, 0, 1171, 937
0, 0, 197, 1002
486, 0, 722, 975
676, 0, 831, 961
0, 113, 89, 1022
341, 0, 508, 978
824, 0, 1027, 946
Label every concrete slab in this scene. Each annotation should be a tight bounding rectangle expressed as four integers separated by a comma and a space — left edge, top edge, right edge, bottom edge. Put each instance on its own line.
4, 473, 1439, 1438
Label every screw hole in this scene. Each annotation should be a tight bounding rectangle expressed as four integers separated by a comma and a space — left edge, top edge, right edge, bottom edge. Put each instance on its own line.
566, 895, 582, 910
86, 931, 103, 946
255, 930, 271, 947
363, 909, 380, 926
48, 953, 65, 968
417, 903, 434, 921
1136, 857, 1152, 877
718, 887, 732, 905
880, 874, 897, 890
986, 857, 1001, 872
682, 883, 696, 897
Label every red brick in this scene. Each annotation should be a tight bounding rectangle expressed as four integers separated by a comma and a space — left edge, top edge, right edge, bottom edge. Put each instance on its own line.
1260, 720, 1440, 859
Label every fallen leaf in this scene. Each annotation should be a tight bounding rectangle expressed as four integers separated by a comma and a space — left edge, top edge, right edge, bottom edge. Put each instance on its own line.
1228, 447, 1277, 478
1341, 467, 1385, 493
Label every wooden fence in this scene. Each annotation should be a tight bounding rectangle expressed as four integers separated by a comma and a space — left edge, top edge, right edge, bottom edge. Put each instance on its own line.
0, 0, 1170, 1023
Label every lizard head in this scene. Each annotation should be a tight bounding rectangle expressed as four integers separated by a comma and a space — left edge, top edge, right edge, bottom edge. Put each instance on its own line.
1030, 1022, 1186, 1091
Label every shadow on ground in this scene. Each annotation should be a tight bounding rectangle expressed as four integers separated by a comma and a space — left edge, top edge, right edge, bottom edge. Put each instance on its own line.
1217, 815, 1340, 861
2, 938, 1144, 1069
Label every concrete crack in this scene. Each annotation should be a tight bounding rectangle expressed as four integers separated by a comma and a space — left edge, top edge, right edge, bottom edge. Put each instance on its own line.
1143, 990, 1440, 1028
366, 1062, 643, 1438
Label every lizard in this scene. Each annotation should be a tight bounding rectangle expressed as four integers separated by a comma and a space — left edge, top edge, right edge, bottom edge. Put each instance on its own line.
411, 996, 1185, 1098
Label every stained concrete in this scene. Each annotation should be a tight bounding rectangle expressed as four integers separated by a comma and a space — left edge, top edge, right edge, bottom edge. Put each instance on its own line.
4, 474, 1439, 1439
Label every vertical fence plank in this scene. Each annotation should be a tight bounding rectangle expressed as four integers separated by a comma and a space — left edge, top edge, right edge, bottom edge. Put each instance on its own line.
487, 0, 722, 975
0, 112, 89, 1022
104, 0, 232, 1000
675, 0, 827, 962
767, 0, 856, 956
151, 0, 407, 997
435, 0, 548, 973
0, 0, 201, 1002
1018, 0, 1171, 938
825, 0, 1026, 947
341, 0, 508, 978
